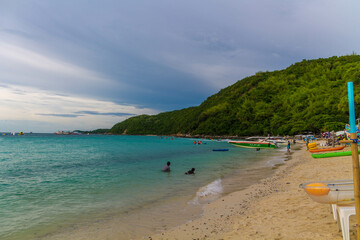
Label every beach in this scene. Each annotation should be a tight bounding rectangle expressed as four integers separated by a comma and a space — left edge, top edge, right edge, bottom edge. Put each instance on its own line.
2, 136, 355, 240
150, 144, 353, 240
1, 135, 288, 240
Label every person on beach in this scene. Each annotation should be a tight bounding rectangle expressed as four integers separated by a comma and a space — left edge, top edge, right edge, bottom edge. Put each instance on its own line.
162, 161, 171, 172
306, 138, 310, 150
185, 168, 195, 175
287, 141, 291, 153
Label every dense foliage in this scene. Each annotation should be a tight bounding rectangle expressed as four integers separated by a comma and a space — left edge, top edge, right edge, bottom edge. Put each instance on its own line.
76, 129, 109, 134
110, 55, 360, 136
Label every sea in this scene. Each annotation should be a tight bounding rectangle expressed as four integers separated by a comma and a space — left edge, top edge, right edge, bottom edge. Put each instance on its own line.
0, 134, 289, 240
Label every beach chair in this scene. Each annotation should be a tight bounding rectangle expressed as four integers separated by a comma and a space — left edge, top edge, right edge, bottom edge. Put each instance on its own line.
335, 205, 356, 240
331, 204, 338, 221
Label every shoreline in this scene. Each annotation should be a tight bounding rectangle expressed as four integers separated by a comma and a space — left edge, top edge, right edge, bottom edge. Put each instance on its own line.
102, 132, 289, 140
35, 139, 289, 240
149, 144, 351, 240
15, 140, 349, 240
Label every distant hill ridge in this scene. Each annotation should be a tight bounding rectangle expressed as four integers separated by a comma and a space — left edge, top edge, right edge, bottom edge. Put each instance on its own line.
110, 55, 360, 136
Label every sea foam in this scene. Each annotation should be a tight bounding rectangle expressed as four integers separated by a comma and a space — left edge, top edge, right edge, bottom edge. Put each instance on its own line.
189, 179, 223, 205
197, 179, 223, 197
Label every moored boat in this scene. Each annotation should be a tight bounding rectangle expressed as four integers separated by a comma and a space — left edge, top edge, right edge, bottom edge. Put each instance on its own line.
228, 140, 277, 149
246, 136, 287, 145
311, 149, 360, 158
55, 130, 71, 135
309, 146, 345, 153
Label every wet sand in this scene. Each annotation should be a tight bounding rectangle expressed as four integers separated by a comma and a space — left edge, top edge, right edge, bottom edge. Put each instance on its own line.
150, 144, 353, 240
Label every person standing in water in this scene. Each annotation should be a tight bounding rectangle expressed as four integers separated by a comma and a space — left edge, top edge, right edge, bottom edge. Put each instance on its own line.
162, 161, 171, 172
185, 168, 195, 175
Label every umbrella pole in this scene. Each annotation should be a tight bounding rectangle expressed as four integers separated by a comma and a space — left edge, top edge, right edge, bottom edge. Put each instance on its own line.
349, 132, 360, 239
347, 82, 360, 239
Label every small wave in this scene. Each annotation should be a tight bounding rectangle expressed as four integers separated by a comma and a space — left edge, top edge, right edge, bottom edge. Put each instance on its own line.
197, 179, 223, 197
189, 179, 223, 205
265, 155, 287, 167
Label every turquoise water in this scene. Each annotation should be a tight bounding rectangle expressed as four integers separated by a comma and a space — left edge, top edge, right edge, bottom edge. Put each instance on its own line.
0, 134, 286, 239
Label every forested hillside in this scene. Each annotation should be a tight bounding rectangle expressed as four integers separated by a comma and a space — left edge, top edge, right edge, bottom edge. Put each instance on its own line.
110, 55, 360, 136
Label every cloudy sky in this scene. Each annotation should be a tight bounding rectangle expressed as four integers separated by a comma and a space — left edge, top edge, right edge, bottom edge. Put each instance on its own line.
0, 0, 359, 132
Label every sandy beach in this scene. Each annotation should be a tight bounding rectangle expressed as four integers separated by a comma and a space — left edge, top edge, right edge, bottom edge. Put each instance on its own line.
150, 143, 354, 240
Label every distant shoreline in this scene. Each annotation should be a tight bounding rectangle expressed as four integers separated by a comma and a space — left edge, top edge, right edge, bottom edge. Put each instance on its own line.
105, 133, 292, 140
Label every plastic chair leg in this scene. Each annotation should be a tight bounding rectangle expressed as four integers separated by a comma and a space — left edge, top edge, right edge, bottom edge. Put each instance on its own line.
337, 206, 355, 240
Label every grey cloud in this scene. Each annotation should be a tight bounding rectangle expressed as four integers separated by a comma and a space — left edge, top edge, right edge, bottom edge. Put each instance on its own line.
37, 112, 136, 118
75, 111, 135, 117
2, 0, 360, 113
37, 113, 81, 118
2, 28, 38, 41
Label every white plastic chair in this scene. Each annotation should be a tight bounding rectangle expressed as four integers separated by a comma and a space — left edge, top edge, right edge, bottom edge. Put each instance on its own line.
336, 205, 355, 240
331, 204, 338, 221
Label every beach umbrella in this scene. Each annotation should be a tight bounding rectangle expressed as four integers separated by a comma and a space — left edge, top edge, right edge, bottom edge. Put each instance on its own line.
340, 82, 360, 239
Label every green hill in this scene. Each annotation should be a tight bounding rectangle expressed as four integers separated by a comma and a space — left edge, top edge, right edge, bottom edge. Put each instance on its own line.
110, 55, 360, 136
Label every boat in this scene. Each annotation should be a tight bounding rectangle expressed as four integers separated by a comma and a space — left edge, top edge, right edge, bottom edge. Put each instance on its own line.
309, 146, 345, 153
246, 136, 268, 141
311, 149, 360, 158
300, 180, 354, 205
246, 136, 287, 145
54, 130, 71, 135
212, 149, 229, 151
229, 140, 277, 149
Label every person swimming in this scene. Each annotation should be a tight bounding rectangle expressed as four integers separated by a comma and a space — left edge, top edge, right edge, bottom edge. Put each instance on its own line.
185, 168, 195, 175
162, 161, 171, 172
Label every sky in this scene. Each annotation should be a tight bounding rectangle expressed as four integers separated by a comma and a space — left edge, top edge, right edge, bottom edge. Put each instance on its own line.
1, 0, 360, 133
